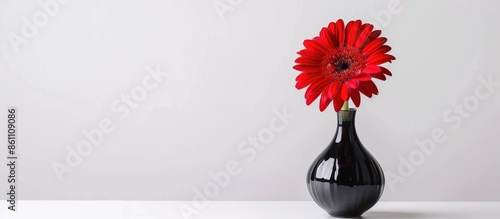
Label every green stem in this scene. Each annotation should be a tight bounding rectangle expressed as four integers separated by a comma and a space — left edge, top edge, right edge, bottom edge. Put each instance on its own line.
342, 101, 349, 111
341, 101, 349, 121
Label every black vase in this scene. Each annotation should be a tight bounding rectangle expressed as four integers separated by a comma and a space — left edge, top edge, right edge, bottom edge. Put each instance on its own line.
307, 109, 384, 218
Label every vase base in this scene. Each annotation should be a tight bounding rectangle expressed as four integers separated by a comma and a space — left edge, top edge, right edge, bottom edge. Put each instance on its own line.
328, 213, 362, 218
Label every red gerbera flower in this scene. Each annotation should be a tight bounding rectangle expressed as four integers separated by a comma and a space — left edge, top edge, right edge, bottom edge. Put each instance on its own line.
294, 19, 395, 112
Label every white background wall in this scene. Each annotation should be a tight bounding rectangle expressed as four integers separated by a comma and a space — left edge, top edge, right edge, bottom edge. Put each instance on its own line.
1, 0, 499, 201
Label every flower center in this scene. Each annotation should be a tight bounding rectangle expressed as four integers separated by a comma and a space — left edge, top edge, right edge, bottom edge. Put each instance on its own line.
324, 47, 366, 81
335, 59, 350, 72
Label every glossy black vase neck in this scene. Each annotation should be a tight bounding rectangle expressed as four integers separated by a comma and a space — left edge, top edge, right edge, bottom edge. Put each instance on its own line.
338, 108, 356, 122
335, 109, 358, 144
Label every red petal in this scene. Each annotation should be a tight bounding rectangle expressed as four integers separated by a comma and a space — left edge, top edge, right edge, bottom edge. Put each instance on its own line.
295, 74, 324, 89
293, 65, 322, 72
295, 72, 322, 81
370, 45, 392, 56
320, 27, 336, 50
355, 24, 374, 48
358, 84, 373, 98
361, 30, 381, 49
326, 82, 341, 99
327, 22, 338, 47
362, 65, 382, 74
336, 19, 345, 47
295, 57, 321, 65
340, 82, 350, 101
362, 37, 387, 56
297, 49, 324, 61
362, 80, 379, 95
305, 93, 319, 105
296, 72, 312, 81
351, 89, 361, 107
305, 79, 331, 104
304, 39, 327, 54
348, 79, 360, 89
333, 95, 344, 112
355, 73, 371, 81
346, 20, 361, 47
371, 73, 387, 81
319, 89, 333, 112
380, 66, 393, 76
366, 54, 396, 66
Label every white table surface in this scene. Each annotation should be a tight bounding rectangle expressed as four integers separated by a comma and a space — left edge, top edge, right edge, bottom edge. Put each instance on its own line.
1, 201, 498, 219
